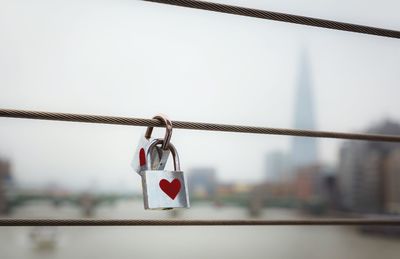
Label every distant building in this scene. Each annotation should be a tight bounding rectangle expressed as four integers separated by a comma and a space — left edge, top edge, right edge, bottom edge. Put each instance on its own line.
265, 50, 318, 183
291, 49, 318, 170
338, 120, 400, 213
384, 149, 400, 214
294, 165, 322, 202
187, 168, 217, 198
265, 151, 291, 182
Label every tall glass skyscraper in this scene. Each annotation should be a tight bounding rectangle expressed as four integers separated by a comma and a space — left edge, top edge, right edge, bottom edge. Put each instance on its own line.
291, 49, 318, 168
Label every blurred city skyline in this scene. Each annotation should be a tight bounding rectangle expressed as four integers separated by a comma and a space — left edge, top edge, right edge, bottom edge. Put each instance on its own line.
0, 0, 399, 192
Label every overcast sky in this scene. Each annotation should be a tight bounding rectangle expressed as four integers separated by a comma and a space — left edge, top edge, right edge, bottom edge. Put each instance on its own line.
0, 0, 399, 192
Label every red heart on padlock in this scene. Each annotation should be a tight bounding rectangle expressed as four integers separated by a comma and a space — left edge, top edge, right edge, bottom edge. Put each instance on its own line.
159, 179, 181, 200
139, 148, 146, 166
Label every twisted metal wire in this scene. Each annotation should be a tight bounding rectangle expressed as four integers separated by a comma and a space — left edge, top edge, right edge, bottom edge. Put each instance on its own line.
1, 108, 400, 142
1, 218, 400, 226
142, 0, 400, 39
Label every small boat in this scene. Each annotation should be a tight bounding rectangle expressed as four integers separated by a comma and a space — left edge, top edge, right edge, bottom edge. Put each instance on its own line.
29, 226, 58, 250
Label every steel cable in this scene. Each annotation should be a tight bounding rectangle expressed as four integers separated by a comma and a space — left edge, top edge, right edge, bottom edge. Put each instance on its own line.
1, 108, 400, 142
142, 0, 400, 39
1, 218, 400, 226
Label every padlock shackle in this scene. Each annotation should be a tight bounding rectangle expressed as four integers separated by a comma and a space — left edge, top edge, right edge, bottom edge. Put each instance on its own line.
146, 139, 180, 171
145, 114, 172, 150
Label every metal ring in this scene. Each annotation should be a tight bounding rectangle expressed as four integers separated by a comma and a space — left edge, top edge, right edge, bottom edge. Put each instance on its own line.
144, 114, 173, 150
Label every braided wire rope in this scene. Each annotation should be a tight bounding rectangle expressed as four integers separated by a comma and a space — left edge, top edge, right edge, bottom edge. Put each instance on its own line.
1, 218, 400, 226
1, 108, 400, 142
142, 0, 400, 39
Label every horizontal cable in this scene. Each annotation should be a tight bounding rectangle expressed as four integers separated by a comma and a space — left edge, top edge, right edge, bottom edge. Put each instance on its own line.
1, 108, 400, 142
1, 218, 400, 226
142, 0, 400, 39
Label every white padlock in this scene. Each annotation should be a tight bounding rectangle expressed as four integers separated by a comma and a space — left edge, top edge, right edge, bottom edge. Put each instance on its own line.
141, 139, 190, 210
131, 115, 172, 175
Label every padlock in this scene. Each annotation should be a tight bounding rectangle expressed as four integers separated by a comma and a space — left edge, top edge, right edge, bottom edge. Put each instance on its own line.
131, 115, 172, 174
141, 138, 190, 210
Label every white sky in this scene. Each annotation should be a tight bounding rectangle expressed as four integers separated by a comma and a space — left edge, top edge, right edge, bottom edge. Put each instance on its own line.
0, 0, 399, 192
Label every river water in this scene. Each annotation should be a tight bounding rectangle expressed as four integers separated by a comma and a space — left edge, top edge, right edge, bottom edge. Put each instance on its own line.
0, 200, 399, 259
